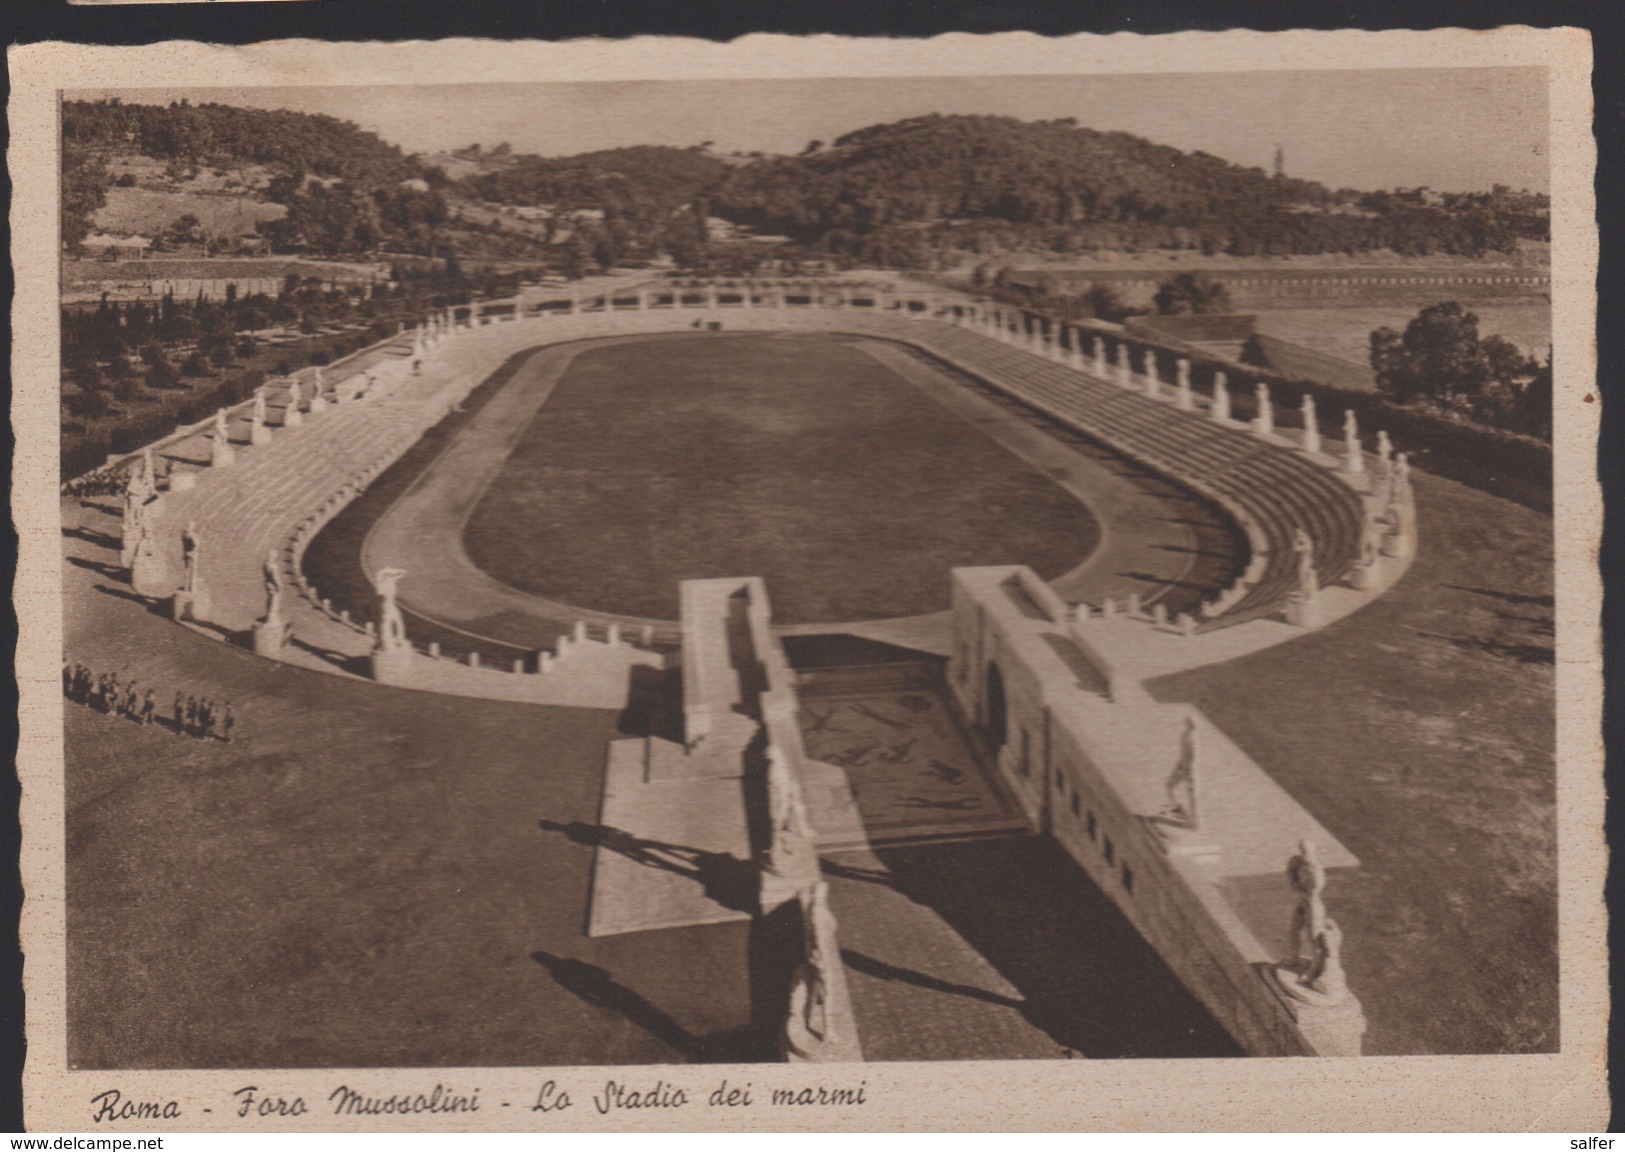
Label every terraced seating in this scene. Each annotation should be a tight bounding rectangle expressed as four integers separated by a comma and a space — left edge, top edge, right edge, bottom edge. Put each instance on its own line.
134, 304, 1369, 670
878, 319, 1366, 629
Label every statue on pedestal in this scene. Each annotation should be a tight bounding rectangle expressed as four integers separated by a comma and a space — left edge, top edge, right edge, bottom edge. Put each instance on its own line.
1376, 430, 1393, 476
789, 881, 840, 1045
1301, 394, 1321, 453
121, 461, 155, 566
211, 408, 236, 467
250, 390, 272, 444
1343, 410, 1364, 474
121, 499, 148, 569
253, 548, 291, 656
374, 567, 409, 649
1379, 492, 1414, 560
1273, 841, 1364, 1051
1212, 372, 1231, 422
1293, 528, 1318, 602
182, 521, 203, 596
1254, 382, 1273, 435
173, 519, 212, 621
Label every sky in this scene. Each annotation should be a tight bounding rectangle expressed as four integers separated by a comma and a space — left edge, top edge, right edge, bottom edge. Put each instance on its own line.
75, 67, 1549, 194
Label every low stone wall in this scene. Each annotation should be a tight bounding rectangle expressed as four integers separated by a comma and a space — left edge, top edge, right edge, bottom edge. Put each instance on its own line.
370, 620, 667, 711
947, 564, 1367, 1057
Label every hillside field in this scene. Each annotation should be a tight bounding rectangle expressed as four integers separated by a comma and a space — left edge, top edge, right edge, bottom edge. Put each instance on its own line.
92, 185, 286, 240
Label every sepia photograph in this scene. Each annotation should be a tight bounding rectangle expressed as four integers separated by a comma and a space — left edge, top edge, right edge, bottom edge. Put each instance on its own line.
12, 29, 1605, 1131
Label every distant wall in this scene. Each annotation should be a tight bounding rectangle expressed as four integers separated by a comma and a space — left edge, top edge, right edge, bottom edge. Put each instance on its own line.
1126, 313, 1258, 345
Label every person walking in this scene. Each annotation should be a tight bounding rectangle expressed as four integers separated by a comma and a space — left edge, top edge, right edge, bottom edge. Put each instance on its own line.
184, 695, 198, 737
123, 681, 139, 720
172, 691, 185, 733
140, 688, 156, 726
222, 701, 235, 744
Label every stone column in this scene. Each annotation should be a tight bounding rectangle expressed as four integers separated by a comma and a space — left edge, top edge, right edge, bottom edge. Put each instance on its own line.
1093, 336, 1106, 376
1176, 359, 1193, 410
1301, 394, 1321, 454
1118, 345, 1134, 388
1143, 351, 1160, 398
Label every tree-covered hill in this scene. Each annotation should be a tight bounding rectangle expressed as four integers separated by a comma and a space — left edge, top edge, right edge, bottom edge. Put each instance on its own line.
707, 114, 1548, 265
63, 98, 418, 186
464, 144, 732, 214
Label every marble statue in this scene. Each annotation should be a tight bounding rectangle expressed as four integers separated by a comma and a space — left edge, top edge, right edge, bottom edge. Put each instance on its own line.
1301, 394, 1320, 454
1343, 410, 1364, 474
800, 882, 840, 1041
762, 742, 820, 904
374, 567, 409, 649
1212, 372, 1231, 422
1293, 528, 1318, 601
182, 521, 203, 595
120, 503, 147, 569
1162, 714, 1200, 830
264, 549, 283, 603
1286, 838, 1327, 965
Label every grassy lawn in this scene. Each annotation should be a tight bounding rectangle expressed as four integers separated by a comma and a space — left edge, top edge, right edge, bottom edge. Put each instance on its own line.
64, 550, 758, 1068
463, 333, 1102, 624
1149, 471, 1556, 1055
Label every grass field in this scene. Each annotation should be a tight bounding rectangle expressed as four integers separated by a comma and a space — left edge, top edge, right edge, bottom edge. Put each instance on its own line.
1253, 304, 1553, 364
1150, 471, 1556, 1055
463, 333, 1103, 624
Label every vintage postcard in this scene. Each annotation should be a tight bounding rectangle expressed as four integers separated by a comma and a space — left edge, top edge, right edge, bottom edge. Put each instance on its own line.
10, 29, 1605, 1131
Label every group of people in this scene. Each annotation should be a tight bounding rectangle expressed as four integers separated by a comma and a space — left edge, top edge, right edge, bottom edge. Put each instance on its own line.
62, 660, 235, 742
61, 466, 133, 500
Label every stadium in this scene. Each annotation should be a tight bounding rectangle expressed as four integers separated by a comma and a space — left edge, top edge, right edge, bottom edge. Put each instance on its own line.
62, 281, 1556, 1067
